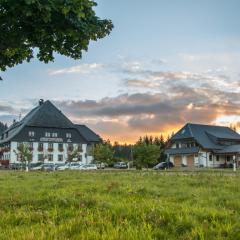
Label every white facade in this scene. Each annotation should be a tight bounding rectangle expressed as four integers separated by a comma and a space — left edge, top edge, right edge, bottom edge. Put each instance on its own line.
169, 149, 238, 168
2, 141, 93, 164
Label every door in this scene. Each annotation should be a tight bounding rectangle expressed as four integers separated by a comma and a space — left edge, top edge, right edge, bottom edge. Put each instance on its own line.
187, 155, 194, 167
174, 155, 182, 167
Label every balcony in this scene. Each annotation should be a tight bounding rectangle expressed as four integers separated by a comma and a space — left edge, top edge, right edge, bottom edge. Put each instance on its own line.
48, 147, 54, 152
58, 147, 64, 152
38, 146, 43, 152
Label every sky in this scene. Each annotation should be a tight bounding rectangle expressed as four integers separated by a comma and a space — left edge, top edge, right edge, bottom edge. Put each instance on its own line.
0, 0, 240, 143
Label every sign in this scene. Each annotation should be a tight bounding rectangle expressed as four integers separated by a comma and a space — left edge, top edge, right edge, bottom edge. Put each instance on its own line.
40, 137, 63, 143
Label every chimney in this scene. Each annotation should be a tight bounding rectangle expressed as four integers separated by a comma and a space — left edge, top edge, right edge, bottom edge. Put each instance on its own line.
39, 99, 44, 105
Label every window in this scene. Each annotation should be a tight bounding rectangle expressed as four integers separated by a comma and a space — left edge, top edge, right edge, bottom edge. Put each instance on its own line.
58, 143, 63, 152
48, 143, 53, 151
209, 154, 212, 161
66, 133, 71, 138
48, 154, 53, 161
52, 133, 58, 138
78, 144, 83, 152
17, 142, 22, 148
226, 156, 231, 162
45, 132, 51, 137
176, 143, 179, 149
16, 152, 22, 161
58, 155, 63, 161
28, 131, 35, 137
38, 143, 43, 151
38, 154, 44, 161
28, 142, 33, 150
68, 143, 73, 152
216, 155, 219, 162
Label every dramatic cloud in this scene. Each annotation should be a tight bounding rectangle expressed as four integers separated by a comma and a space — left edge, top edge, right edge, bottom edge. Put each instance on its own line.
53, 87, 240, 142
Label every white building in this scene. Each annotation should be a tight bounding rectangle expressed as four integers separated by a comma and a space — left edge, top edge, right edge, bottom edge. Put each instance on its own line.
165, 123, 240, 168
0, 100, 101, 167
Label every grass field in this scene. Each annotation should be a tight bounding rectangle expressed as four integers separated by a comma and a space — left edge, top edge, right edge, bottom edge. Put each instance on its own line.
0, 170, 240, 240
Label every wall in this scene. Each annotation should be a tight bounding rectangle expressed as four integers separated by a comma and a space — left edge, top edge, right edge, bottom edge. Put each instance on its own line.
9, 141, 94, 164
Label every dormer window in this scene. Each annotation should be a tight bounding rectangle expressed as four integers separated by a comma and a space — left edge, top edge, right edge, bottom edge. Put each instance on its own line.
66, 133, 71, 138
29, 131, 35, 137
45, 132, 51, 137
52, 133, 57, 137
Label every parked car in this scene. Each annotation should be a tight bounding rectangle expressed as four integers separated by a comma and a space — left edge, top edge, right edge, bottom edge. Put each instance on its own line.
96, 162, 106, 169
78, 164, 97, 170
114, 162, 128, 169
68, 162, 83, 170
9, 163, 23, 170
56, 163, 69, 171
30, 162, 43, 171
41, 163, 55, 171
153, 161, 174, 170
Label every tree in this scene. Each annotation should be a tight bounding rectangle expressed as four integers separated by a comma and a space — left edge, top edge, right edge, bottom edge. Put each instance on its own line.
112, 142, 131, 162
67, 146, 81, 162
133, 143, 159, 169
0, 0, 113, 79
0, 121, 7, 135
14, 143, 32, 172
92, 143, 114, 166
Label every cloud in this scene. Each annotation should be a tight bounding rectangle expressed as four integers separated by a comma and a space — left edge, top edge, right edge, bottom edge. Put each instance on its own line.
1, 55, 239, 143
53, 86, 240, 142
48, 63, 104, 75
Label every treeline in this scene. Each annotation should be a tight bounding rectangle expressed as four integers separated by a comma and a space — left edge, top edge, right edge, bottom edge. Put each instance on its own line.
93, 135, 170, 168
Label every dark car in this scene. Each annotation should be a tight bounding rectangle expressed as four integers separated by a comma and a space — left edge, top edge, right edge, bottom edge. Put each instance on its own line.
9, 163, 23, 170
153, 161, 174, 170
114, 162, 128, 169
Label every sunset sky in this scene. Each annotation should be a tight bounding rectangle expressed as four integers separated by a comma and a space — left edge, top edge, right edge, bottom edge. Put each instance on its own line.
0, 0, 240, 143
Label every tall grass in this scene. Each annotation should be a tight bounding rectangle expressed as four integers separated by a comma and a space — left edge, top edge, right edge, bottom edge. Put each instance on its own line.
0, 171, 239, 239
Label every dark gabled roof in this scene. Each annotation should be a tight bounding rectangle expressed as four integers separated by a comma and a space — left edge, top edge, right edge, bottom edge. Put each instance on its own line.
165, 147, 199, 155
26, 100, 74, 128
0, 100, 83, 144
75, 124, 101, 143
171, 123, 240, 150
214, 144, 240, 154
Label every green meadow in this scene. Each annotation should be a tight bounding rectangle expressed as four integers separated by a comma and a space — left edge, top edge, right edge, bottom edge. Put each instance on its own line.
0, 170, 240, 240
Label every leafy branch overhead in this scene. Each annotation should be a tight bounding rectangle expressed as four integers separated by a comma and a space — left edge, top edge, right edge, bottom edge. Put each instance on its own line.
0, 0, 113, 72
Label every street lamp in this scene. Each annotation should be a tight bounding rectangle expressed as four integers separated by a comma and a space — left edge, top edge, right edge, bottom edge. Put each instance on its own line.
233, 155, 236, 172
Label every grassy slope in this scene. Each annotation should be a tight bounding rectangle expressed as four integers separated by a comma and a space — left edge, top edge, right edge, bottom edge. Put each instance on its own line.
0, 171, 240, 240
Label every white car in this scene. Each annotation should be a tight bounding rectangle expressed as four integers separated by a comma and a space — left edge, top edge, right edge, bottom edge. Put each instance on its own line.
56, 163, 69, 171
69, 162, 83, 170
78, 164, 97, 170
30, 163, 43, 171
